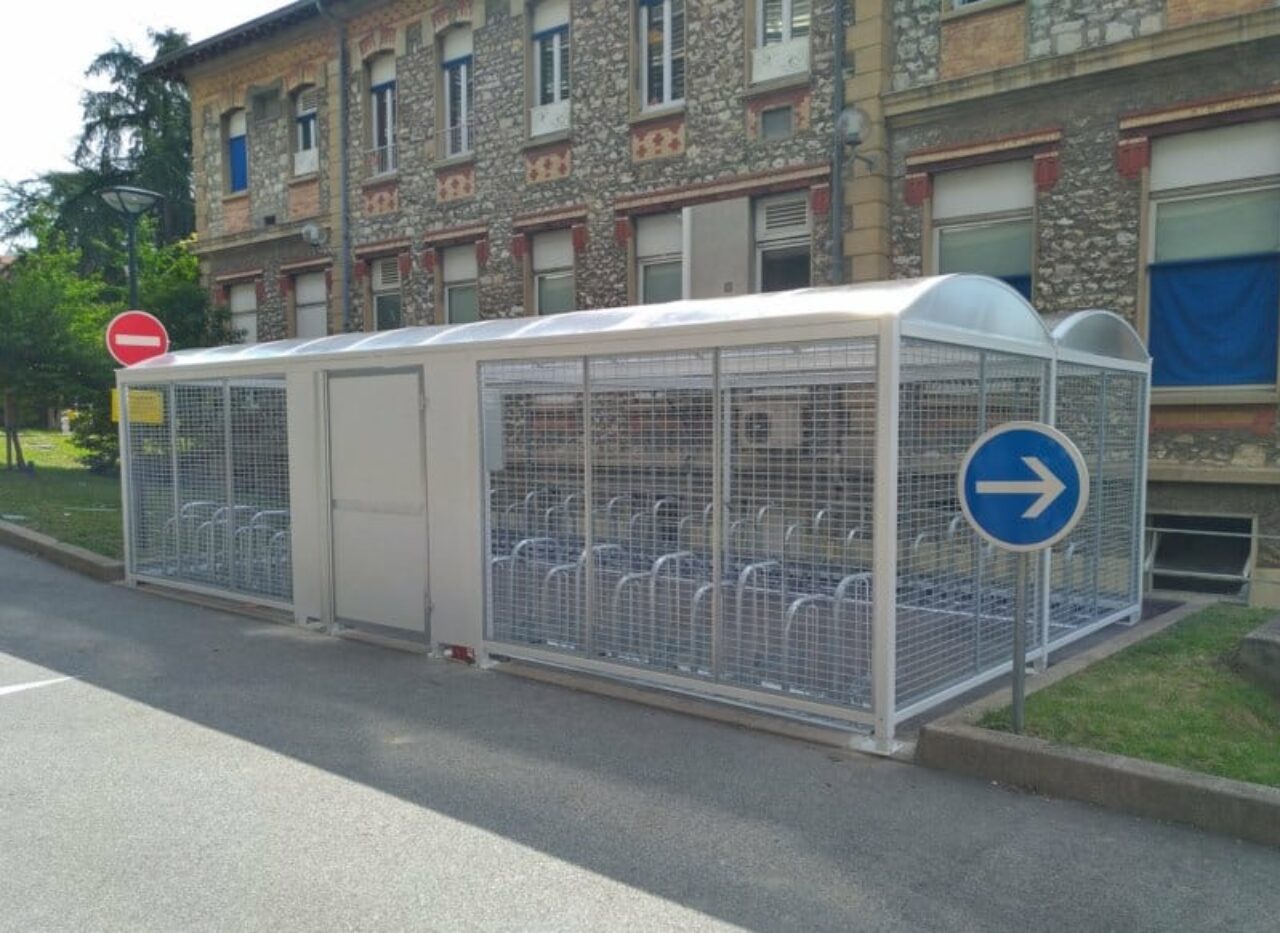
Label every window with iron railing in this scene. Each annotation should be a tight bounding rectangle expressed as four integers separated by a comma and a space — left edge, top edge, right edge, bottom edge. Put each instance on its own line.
369, 54, 397, 176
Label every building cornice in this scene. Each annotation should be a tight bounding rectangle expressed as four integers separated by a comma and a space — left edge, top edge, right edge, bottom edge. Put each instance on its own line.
884, 7, 1280, 123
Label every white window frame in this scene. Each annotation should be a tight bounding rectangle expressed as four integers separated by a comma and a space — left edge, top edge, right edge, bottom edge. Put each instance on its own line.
1145, 179, 1280, 394
931, 210, 1035, 273
228, 282, 258, 345
535, 26, 569, 107
753, 194, 811, 293
294, 87, 319, 176
369, 55, 397, 175
293, 271, 328, 339
635, 212, 684, 304
640, 0, 685, 111
756, 0, 810, 47
444, 57, 473, 157
442, 244, 480, 324
371, 257, 402, 331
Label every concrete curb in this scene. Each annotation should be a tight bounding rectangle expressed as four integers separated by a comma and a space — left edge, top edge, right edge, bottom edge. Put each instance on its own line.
916, 722, 1280, 848
0, 520, 124, 583
915, 599, 1280, 848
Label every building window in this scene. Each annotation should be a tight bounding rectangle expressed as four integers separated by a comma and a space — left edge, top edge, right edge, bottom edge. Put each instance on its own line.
294, 271, 328, 338
760, 105, 793, 140
531, 0, 571, 136
636, 213, 683, 304
443, 245, 480, 324
533, 229, 575, 315
931, 160, 1035, 299
1147, 120, 1280, 389
755, 193, 811, 292
294, 86, 319, 176
639, 0, 685, 110
226, 109, 248, 194
752, 0, 810, 81
442, 27, 474, 157
371, 257, 402, 330
758, 0, 810, 46
369, 54, 397, 175
228, 282, 258, 344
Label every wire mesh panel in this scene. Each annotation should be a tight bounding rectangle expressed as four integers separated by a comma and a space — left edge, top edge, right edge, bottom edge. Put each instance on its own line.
1050, 365, 1144, 644
1097, 371, 1144, 612
895, 339, 1047, 709
123, 384, 174, 578
721, 341, 877, 709
230, 383, 292, 599
481, 358, 587, 651
589, 351, 716, 675
123, 376, 292, 603
481, 339, 878, 713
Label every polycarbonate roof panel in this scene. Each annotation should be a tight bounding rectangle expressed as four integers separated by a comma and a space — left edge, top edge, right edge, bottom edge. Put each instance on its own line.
1049, 310, 1149, 362
126, 275, 1052, 371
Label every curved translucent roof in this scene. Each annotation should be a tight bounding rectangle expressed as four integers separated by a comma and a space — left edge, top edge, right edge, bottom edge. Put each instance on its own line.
127, 275, 1050, 371
1049, 310, 1148, 362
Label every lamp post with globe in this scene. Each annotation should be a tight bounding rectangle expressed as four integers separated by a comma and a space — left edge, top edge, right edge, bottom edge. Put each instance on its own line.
98, 185, 164, 308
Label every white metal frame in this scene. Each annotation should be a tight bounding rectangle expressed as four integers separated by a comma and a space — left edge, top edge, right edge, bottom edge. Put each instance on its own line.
116, 278, 1150, 750
640, 0, 684, 111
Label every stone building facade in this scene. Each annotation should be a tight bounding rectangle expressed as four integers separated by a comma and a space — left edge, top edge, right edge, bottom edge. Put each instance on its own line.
161, 0, 853, 343
884, 0, 1280, 603
158, 0, 1280, 605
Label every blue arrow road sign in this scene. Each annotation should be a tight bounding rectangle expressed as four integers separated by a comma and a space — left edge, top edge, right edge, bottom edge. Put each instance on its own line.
958, 421, 1090, 552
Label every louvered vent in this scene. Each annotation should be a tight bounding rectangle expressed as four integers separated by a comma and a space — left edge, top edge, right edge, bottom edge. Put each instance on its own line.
374, 256, 401, 290
298, 87, 319, 114
763, 197, 808, 232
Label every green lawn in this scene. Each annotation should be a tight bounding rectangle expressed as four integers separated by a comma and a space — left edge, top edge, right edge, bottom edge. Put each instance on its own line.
0, 430, 123, 558
980, 604, 1280, 788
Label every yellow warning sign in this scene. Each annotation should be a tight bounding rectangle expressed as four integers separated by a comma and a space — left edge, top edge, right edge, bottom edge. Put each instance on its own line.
110, 388, 165, 425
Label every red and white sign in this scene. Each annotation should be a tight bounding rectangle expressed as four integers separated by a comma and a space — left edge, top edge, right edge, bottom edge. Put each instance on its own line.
106, 310, 170, 367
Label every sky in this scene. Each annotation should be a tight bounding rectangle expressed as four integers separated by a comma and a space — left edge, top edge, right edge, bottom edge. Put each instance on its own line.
0, 0, 285, 194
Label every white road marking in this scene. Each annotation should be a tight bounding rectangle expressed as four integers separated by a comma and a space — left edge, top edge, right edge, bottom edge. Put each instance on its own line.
0, 676, 75, 698
113, 334, 162, 348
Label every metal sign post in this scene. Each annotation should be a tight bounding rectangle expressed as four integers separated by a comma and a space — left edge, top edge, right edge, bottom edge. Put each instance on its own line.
958, 421, 1090, 734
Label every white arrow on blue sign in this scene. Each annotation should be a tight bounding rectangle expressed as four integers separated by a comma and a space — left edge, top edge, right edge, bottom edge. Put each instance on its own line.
957, 421, 1090, 553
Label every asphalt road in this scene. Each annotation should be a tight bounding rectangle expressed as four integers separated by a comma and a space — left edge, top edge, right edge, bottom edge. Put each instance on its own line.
0, 546, 1276, 932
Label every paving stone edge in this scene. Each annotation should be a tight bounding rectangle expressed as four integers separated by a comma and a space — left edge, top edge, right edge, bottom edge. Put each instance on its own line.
0, 520, 124, 583
915, 600, 1280, 848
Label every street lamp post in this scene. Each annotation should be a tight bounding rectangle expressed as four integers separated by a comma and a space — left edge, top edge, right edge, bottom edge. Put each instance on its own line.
99, 186, 163, 308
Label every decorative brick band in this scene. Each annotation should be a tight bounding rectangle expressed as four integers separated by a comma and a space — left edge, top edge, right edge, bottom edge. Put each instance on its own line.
213, 268, 264, 284
279, 257, 332, 274
422, 223, 489, 246
512, 204, 589, 232
1120, 87, 1280, 135
353, 238, 413, 258
614, 162, 829, 216
905, 128, 1063, 172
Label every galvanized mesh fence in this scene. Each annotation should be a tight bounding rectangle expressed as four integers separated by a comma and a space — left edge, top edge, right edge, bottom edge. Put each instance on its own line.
1052, 365, 1144, 643
482, 339, 878, 712
895, 339, 1048, 709
124, 378, 292, 602
481, 336, 1146, 718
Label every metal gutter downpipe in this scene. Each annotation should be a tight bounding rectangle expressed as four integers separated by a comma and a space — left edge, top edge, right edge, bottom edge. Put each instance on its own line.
829, 0, 846, 286
316, 0, 353, 331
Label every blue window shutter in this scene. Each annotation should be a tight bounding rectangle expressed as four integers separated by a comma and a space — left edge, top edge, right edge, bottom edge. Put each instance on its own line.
228, 135, 248, 192
999, 274, 1032, 301
1148, 253, 1279, 387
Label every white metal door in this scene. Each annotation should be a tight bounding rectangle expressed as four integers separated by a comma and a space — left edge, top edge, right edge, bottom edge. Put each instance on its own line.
327, 369, 429, 636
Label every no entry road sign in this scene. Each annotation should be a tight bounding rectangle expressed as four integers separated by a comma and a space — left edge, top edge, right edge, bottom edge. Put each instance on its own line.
106, 310, 169, 367
958, 421, 1090, 554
